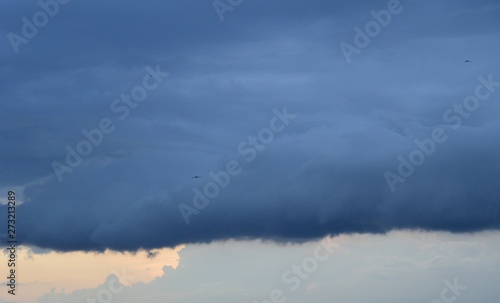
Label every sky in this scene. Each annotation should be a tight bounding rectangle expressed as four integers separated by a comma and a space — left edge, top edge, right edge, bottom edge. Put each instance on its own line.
0, 0, 499, 302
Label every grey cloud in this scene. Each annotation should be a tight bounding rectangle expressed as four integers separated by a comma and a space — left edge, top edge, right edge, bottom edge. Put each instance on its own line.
0, 0, 499, 252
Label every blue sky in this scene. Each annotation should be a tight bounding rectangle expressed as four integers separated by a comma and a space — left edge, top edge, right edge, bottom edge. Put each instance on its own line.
0, 0, 499, 302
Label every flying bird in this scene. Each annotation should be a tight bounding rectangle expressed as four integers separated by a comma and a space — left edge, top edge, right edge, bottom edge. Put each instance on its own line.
464, 60, 471, 63
192, 176, 202, 179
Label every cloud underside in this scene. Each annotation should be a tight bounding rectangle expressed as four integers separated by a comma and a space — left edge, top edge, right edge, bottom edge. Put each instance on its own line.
0, 0, 499, 252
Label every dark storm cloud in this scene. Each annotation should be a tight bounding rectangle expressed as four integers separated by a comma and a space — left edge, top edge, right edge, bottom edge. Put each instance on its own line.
1, 0, 499, 251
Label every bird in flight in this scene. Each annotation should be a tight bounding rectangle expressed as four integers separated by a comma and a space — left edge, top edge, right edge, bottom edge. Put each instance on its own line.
192, 176, 202, 179
464, 60, 471, 63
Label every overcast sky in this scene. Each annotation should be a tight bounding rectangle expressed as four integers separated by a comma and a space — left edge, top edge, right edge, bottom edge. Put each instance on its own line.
0, 0, 499, 302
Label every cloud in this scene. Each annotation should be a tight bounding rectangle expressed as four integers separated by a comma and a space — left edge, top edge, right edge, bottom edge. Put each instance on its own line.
0, 0, 500, 252
36, 232, 500, 303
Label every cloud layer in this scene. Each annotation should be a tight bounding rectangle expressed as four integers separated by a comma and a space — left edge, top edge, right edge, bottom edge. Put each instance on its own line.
1, 0, 500, 252
37, 232, 500, 303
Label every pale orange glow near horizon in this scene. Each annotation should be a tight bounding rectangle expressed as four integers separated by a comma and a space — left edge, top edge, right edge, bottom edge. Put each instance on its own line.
0, 245, 184, 303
